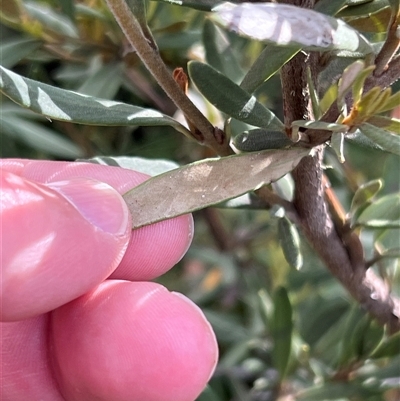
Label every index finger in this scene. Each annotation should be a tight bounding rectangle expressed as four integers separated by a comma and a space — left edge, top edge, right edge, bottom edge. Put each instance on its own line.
1, 159, 194, 281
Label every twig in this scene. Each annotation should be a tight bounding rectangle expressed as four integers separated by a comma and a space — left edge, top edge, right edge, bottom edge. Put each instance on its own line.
374, 11, 400, 76
280, 4, 400, 332
105, 0, 232, 156
255, 186, 300, 225
365, 54, 400, 92
293, 148, 400, 333
200, 208, 233, 251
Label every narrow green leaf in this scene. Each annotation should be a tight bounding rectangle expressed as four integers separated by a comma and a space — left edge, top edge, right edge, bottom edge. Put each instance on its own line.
331, 132, 346, 163
271, 287, 293, 380
376, 228, 400, 254
0, 37, 41, 68
278, 217, 303, 270
371, 88, 394, 114
370, 331, 400, 359
154, 0, 234, 12
357, 193, 400, 226
273, 174, 294, 202
75, 3, 108, 20
359, 123, 400, 156
314, 0, 348, 15
306, 66, 321, 119
188, 61, 284, 131
358, 219, 400, 228
367, 116, 400, 133
350, 179, 383, 215
297, 382, 381, 400
257, 290, 273, 330
346, 129, 384, 151
292, 120, 348, 132
351, 66, 375, 104
24, 1, 79, 38
0, 0, 24, 24
217, 193, 267, 209
378, 247, 400, 259
0, 65, 192, 137
350, 316, 384, 358
358, 87, 387, 116
213, 2, 373, 54
337, 306, 365, 366
338, 0, 390, 17
233, 129, 293, 152
338, 60, 365, 102
346, 0, 378, 4
378, 90, 400, 113
203, 19, 242, 81
320, 83, 338, 114
0, 113, 83, 158
80, 156, 179, 176
240, 45, 300, 93
123, 148, 309, 229
348, 7, 392, 32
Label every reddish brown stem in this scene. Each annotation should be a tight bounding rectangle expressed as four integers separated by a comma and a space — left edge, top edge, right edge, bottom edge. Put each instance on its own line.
280, 0, 400, 333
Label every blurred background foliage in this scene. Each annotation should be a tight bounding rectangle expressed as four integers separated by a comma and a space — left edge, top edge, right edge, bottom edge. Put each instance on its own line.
1, 0, 399, 400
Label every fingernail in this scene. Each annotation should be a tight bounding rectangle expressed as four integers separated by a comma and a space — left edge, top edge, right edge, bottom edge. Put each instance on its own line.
48, 178, 130, 235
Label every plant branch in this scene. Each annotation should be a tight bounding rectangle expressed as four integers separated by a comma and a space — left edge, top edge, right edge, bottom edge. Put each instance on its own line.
365, 54, 400, 92
374, 10, 400, 76
105, 0, 232, 156
280, 0, 400, 333
201, 208, 233, 251
294, 146, 400, 333
255, 187, 300, 224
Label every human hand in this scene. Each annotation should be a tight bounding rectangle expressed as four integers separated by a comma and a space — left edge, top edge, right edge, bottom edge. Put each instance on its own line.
1, 159, 218, 401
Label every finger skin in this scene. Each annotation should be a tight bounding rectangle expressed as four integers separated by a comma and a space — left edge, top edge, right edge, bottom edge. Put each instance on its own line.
1, 171, 131, 321
50, 281, 218, 401
1, 159, 194, 280
0, 316, 65, 401
1, 159, 212, 401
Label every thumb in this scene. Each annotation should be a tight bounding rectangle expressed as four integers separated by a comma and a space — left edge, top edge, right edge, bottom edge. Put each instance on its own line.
1, 171, 131, 321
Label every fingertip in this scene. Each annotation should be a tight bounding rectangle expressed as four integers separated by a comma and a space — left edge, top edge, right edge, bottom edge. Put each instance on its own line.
1, 174, 131, 321
110, 213, 194, 281
48, 178, 130, 235
50, 281, 218, 401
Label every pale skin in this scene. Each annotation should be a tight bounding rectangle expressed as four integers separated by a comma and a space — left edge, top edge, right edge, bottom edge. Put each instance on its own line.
1, 160, 218, 401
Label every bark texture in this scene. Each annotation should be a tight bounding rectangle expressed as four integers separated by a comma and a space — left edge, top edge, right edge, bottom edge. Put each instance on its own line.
280, 0, 400, 333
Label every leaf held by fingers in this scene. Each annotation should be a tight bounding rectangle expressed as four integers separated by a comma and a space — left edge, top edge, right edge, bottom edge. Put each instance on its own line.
124, 148, 310, 229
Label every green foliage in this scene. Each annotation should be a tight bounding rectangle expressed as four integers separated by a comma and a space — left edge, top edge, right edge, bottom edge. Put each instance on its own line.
233, 129, 293, 152
0, 65, 192, 136
1, 0, 399, 400
277, 216, 303, 270
271, 287, 293, 380
188, 61, 284, 130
